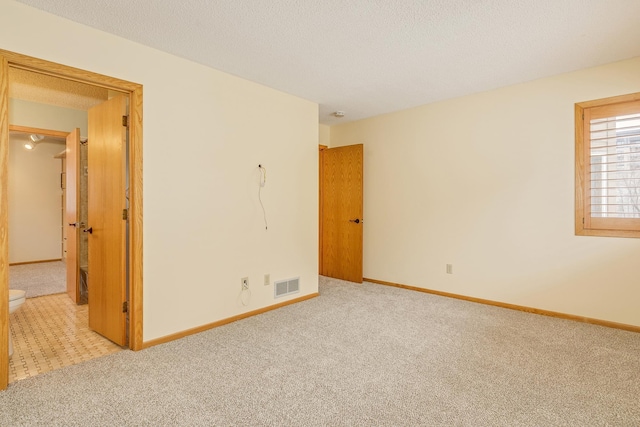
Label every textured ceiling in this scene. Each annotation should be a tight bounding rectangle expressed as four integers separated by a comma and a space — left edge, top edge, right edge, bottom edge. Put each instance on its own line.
15, 0, 640, 124
9, 68, 108, 111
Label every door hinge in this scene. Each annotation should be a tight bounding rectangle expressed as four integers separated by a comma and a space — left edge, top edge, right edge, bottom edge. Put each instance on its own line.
122, 301, 128, 313
122, 115, 129, 127
122, 209, 128, 220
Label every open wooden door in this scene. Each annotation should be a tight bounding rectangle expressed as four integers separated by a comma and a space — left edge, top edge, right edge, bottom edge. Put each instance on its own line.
87, 95, 128, 346
65, 128, 80, 302
320, 144, 364, 283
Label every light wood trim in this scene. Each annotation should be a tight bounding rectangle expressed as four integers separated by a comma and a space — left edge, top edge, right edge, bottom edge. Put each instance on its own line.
589, 100, 640, 120
582, 106, 592, 231
9, 125, 69, 139
0, 53, 10, 391
575, 103, 586, 235
0, 49, 140, 92
365, 278, 640, 334
129, 86, 144, 350
141, 292, 320, 349
0, 49, 144, 389
576, 91, 640, 109
591, 217, 640, 231
9, 259, 62, 266
318, 145, 327, 273
574, 228, 640, 238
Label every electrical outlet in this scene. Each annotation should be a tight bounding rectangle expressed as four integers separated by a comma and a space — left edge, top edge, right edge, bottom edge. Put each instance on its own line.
241, 277, 249, 290
264, 273, 270, 286
446, 264, 453, 274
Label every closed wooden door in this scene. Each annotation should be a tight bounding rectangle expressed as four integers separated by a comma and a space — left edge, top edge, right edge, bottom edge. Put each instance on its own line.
65, 128, 80, 302
87, 95, 128, 346
320, 144, 363, 283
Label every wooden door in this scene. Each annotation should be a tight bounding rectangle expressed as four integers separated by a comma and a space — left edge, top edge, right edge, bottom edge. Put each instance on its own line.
320, 144, 363, 283
65, 129, 81, 302
88, 95, 128, 346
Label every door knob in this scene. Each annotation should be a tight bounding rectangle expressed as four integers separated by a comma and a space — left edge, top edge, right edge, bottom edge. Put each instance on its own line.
349, 218, 362, 224
83, 227, 93, 234
69, 222, 78, 227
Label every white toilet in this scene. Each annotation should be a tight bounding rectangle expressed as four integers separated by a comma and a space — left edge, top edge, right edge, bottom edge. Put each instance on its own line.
8, 289, 26, 357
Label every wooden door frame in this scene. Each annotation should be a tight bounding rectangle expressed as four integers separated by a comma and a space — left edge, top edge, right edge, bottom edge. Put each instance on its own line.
319, 145, 327, 273
0, 49, 144, 390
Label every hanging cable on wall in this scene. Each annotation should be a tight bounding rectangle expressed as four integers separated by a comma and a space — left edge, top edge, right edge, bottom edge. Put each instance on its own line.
258, 164, 268, 230
240, 286, 251, 306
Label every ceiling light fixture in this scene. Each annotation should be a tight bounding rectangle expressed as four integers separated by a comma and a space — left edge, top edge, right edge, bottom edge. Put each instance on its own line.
25, 134, 44, 150
333, 111, 345, 118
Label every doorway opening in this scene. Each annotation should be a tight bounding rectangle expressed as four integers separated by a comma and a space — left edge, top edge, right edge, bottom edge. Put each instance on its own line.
0, 49, 144, 390
7, 125, 122, 383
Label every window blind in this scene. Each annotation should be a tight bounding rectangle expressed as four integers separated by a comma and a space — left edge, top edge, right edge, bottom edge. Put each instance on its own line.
589, 112, 640, 219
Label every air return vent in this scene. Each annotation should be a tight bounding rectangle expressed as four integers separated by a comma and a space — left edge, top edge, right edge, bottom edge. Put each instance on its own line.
274, 277, 300, 299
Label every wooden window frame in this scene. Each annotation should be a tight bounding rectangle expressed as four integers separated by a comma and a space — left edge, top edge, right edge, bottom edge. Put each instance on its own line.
575, 92, 640, 238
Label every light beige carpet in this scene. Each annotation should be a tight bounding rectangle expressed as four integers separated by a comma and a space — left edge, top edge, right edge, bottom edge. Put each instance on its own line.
1, 276, 639, 426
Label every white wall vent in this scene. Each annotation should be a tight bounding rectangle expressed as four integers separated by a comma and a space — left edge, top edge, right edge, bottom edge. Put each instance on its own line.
274, 277, 299, 298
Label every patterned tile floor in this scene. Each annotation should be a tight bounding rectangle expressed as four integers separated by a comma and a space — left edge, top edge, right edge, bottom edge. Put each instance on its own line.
9, 293, 123, 383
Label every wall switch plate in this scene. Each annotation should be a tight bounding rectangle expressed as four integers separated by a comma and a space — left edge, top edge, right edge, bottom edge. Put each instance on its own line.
241, 277, 249, 290
264, 273, 270, 286
446, 264, 453, 274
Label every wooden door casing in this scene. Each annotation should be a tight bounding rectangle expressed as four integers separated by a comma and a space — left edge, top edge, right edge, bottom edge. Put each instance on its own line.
1, 49, 144, 391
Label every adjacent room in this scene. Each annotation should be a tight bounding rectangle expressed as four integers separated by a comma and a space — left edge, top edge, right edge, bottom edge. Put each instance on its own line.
7, 71, 124, 382
1, 0, 639, 425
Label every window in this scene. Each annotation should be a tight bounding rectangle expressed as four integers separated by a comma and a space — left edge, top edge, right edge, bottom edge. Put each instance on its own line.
575, 92, 640, 237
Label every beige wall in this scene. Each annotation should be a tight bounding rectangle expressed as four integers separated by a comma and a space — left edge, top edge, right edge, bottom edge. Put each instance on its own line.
8, 136, 64, 264
8, 99, 87, 264
2, 0, 319, 341
9, 98, 88, 137
330, 57, 640, 327
319, 124, 330, 147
